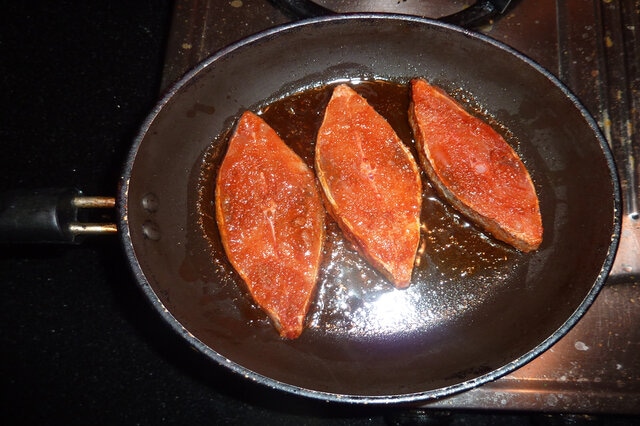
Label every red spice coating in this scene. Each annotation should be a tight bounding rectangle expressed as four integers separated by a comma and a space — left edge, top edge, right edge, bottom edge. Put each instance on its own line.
409, 78, 542, 252
215, 111, 325, 338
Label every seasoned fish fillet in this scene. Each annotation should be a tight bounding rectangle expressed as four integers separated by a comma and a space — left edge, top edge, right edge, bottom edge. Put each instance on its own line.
315, 84, 422, 288
409, 78, 542, 252
215, 111, 325, 339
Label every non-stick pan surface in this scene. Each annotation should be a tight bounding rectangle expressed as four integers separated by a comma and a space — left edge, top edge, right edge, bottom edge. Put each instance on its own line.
119, 15, 620, 403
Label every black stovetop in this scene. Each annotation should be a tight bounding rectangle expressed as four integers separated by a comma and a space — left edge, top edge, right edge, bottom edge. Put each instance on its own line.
2, 1, 638, 424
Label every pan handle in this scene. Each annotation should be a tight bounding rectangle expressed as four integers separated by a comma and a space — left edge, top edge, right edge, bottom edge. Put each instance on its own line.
0, 188, 117, 244
440, 0, 512, 28
272, 0, 513, 29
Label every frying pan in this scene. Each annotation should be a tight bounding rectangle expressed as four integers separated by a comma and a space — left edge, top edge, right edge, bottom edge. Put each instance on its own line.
4, 15, 621, 403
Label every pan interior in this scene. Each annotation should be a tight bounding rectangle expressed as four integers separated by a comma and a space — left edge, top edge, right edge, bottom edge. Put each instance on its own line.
121, 16, 618, 401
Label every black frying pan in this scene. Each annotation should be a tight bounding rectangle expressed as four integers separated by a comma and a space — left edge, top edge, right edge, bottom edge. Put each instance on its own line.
8, 15, 619, 404
120, 15, 620, 403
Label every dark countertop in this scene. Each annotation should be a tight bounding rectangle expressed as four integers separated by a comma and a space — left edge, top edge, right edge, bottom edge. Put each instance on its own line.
1, 2, 638, 425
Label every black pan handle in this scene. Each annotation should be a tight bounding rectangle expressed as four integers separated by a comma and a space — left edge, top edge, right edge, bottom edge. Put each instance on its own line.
0, 188, 117, 244
271, 0, 513, 29
440, 0, 512, 28
272, 0, 333, 19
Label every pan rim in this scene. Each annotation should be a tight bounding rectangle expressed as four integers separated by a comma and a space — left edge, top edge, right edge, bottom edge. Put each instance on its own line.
117, 13, 622, 404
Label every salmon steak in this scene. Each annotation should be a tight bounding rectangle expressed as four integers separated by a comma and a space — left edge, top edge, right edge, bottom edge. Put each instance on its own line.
409, 78, 542, 252
215, 111, 325, 339
315, 84, 422, 288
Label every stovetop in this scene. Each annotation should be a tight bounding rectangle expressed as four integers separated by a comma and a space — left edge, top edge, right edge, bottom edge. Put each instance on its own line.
161, 0, 640, 414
